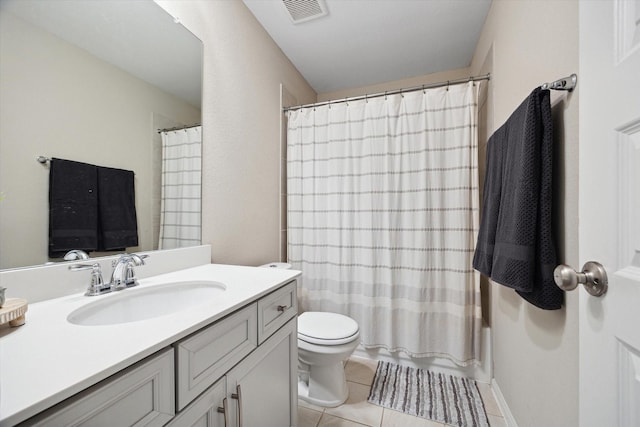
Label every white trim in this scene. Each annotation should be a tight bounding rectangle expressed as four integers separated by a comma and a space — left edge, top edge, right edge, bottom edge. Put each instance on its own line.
491, 378, 518, 427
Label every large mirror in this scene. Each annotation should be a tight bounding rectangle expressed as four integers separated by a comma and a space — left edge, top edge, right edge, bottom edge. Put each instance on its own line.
0, 0, 203, 269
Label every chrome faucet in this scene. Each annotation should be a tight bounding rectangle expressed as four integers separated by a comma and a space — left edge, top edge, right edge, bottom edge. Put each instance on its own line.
110, 253, 148, 291
70, 253, 149, 296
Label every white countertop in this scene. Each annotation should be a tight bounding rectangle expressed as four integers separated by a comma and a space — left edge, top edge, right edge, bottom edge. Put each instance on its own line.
0, 263, 300, 426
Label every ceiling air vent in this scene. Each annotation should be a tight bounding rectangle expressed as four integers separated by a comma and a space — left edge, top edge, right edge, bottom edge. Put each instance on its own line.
282, 0, 328, 24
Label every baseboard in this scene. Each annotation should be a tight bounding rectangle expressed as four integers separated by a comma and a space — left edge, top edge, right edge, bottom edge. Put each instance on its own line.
491, 378, 518, 427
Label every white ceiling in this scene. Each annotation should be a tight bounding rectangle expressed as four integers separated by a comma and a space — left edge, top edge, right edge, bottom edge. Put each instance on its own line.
243, 0, 492, 94
0, 0, 202, 108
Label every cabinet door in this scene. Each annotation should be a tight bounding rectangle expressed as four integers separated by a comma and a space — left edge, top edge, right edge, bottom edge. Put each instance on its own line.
226, 318, 297, 427
24, 348, 174, 427
167, 377, 227, 427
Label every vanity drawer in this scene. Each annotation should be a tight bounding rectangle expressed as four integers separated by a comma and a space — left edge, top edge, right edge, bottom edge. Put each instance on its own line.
257, 280, 297, 343
23, 348, 174, 427
175, 303, 257, 411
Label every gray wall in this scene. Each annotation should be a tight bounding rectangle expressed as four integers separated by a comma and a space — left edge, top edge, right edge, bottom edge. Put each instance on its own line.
470, 1, 579, 426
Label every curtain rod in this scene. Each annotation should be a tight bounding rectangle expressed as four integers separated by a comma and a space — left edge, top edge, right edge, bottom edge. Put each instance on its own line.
157, 123, 201, 134
283, 73, 491, 113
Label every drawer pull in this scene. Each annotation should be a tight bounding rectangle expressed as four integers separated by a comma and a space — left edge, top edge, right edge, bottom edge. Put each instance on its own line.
232, 385, 243, 427
277, 305, 287, 312
217, 397, 229, 427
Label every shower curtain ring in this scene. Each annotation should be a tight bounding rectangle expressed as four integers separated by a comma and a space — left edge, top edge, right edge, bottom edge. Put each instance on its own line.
447, 81, 450, 91
422, 85, 426, 94
384, 91, 388, 100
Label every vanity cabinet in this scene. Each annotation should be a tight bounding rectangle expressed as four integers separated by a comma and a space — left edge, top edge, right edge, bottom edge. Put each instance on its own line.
172, 281, 298, 427
170, 318, 297, 427
24, 348, 175, 427
20, 280, 298, 427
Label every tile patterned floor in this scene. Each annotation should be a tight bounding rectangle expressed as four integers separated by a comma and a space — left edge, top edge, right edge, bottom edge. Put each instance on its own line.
297, 356, 507, 427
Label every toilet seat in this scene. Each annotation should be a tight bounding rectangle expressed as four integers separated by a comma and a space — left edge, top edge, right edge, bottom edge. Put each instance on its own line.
298, 312, 360, 346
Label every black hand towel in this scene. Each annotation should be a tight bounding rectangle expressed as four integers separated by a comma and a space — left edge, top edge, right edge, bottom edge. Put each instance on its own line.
48, 158, 98, 257
97, 166, 138, 251
473, 88, 563, 310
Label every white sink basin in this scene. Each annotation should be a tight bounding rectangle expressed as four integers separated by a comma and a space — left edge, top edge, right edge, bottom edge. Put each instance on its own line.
67, 281, 226, 326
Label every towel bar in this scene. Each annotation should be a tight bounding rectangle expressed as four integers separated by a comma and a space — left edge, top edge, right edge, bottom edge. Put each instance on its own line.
541, 74, 577, 91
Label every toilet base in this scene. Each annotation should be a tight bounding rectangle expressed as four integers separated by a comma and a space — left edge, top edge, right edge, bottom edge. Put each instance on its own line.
297, 361, 349, 407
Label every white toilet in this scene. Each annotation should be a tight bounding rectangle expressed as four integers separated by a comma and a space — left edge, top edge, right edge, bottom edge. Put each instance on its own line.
297, 311, 360, 407
260, 262, 360, 407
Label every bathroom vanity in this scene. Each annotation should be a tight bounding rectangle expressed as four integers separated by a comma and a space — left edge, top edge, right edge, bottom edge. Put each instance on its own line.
0, 260, 300, 427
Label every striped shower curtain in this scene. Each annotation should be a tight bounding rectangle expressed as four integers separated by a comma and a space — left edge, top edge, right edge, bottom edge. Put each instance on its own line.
159, 126, 202, 249
287, 82, 482, 365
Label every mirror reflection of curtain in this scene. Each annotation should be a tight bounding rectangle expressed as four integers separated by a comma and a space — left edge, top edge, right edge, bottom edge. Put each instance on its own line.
159, 126, 202, 249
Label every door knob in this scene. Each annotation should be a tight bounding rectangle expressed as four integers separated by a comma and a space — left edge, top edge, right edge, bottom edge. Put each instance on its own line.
553, 261, 608, 296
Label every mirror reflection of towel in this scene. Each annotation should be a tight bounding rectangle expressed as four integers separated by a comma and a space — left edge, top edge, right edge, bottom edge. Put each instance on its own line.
48, 159, 98, 257
97, 166, 138, 251
48, 159, 138, 257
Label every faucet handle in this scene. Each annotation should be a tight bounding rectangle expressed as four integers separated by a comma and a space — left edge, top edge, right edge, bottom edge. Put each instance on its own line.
124, 254, 149, 286
70, 263, 110, 296
130, 253, 148, 266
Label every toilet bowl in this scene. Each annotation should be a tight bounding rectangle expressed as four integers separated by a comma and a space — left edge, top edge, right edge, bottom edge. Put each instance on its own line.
258, 263, 360, 407
297, 311, 360, 407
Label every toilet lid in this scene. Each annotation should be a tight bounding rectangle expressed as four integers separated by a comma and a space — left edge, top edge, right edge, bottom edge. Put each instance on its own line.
298, 312, 359, 345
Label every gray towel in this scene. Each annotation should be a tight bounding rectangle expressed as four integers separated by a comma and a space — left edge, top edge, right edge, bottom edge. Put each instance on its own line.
473, 88, 563, 310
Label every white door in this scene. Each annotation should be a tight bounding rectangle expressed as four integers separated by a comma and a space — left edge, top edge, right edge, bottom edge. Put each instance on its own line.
579, 1, 640, 426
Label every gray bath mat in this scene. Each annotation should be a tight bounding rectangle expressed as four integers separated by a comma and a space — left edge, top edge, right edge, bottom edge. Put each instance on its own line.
367, 361, 489, 427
